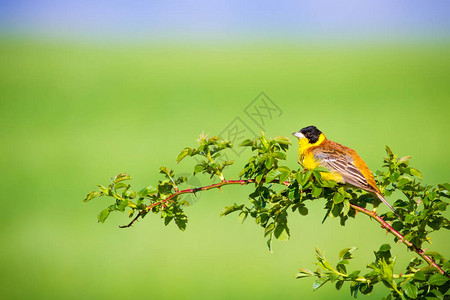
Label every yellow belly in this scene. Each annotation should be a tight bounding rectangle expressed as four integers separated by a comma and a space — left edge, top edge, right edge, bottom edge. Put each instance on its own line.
300, 151, 343, 182
320, 172, 343, 182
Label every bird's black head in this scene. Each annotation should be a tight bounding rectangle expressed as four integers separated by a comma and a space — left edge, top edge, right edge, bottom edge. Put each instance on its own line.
292, 126, 323, 144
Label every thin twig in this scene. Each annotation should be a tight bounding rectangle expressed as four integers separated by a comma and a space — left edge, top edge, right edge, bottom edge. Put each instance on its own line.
120, 179, 291, 228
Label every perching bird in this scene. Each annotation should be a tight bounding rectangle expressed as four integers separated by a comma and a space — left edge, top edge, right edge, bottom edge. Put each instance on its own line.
292, 125, 400, 218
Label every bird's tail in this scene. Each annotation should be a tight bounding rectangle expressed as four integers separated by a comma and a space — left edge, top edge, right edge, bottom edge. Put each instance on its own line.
376, 193, 401, 219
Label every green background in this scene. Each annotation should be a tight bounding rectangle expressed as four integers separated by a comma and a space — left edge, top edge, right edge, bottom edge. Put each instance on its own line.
1, 40, 449, 299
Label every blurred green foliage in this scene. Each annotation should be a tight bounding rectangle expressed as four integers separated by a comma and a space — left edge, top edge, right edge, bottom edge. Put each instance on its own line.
0, 39, 449, 299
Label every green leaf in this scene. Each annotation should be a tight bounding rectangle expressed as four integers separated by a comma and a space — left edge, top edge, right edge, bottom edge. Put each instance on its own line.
438, 183, 450, 191
428, 273, 448, 286
342, 199, 350, 216
114, 173, 132, 183
220, 204, 244, 216
265, 156, 274, 169
274, 223, 290, 241
301, 170, 313, 186
335, 280, 344, 290
97, 208, 110, 223
336, 263, 347, 274
296, 268, 314, 278
139, 186, 158, 198
311, 185, 322, 197
266, 169, 281, 183
123, 190, 136, 199
279, 171, 290, 184
314, 166, 330, 173
240, 139, 254, 147
83, 191, 99, 203
339, 247, 357, 260
398, 155, 412, 162
238, 211, 248, 224
264, 223, 275, 237
423, 251, 443, 260
333, 192, 344, 204
194, 164, 203, 174
389, 172, 400, 182
295, 171, 302, 184
114, 182, 129, 190
261, 135, 269, 149
385, 145, 394, 158
98, 185, 110, 196
176, 148, 189, 163
174, 215, 188, 231
313, 170, 322, 182
409, 168, 422, 180
298, 206, 308, 216
413, 271, 426, 281
273, 136, 291, 145
266, 235, 273, 253
273, 152, 286, 159
348, 270, 361, 279
159, 167, 170, 176
312, 278, 329, 291
379, 244, 391, 252
402, 282, 418, 299
255, 173, 264, 184
278, 166, 290, 173
397, 177, 411, 188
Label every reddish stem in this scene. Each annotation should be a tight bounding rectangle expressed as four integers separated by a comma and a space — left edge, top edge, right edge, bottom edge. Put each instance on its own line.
350, 204, 445, 274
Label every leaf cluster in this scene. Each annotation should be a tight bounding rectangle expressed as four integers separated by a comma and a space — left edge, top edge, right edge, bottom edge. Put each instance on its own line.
375, 146, 449, 249
83, 132, 449, 298
177, 132, 234, 180
297, 245, 449, 299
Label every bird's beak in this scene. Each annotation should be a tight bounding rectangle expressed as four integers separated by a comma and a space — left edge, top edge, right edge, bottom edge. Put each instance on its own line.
292, 131, 304, 138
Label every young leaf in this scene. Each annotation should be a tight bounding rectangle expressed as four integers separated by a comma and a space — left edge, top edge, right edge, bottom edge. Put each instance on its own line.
238, 211, 248, 224
274, 223, 290, 241
176, 148, 189, 163
428, 273, 448, 286
273, 136, 291, 145
413, 271, 426, 281
339, 247, 357, 260
174, 215, 188, 231
312, 278, 329, 291
385, 145, 394, 159
83, 191, 99, 203
240, 139, 254, 147
138, 186, 158, 198
379, 244, 391, 252
98, 208, 110, 223
296, 268, 314, 278
114, 173, 132, 183
342, 199, 350, 216
409, 168, 423, 180
402, 282, 418, 299
266, 169, 281, 182
279, 171, 290, 184
220, 204, 244, 216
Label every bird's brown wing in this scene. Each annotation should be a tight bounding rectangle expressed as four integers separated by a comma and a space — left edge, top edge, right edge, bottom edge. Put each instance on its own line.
311, 143, 378, 193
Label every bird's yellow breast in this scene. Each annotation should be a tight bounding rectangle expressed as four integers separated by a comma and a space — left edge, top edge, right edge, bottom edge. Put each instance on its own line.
298, 133, 343, 182
297, 133, 325, 166
301, 151, 319, 169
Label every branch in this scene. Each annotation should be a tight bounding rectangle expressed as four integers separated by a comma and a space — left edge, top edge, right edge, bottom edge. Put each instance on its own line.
119, 179, 291, 228
350, 203, 445, 275
119, 178, 445, 275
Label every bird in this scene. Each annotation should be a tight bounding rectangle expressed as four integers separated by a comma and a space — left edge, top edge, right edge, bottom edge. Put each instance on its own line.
292, 125, 400, 218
